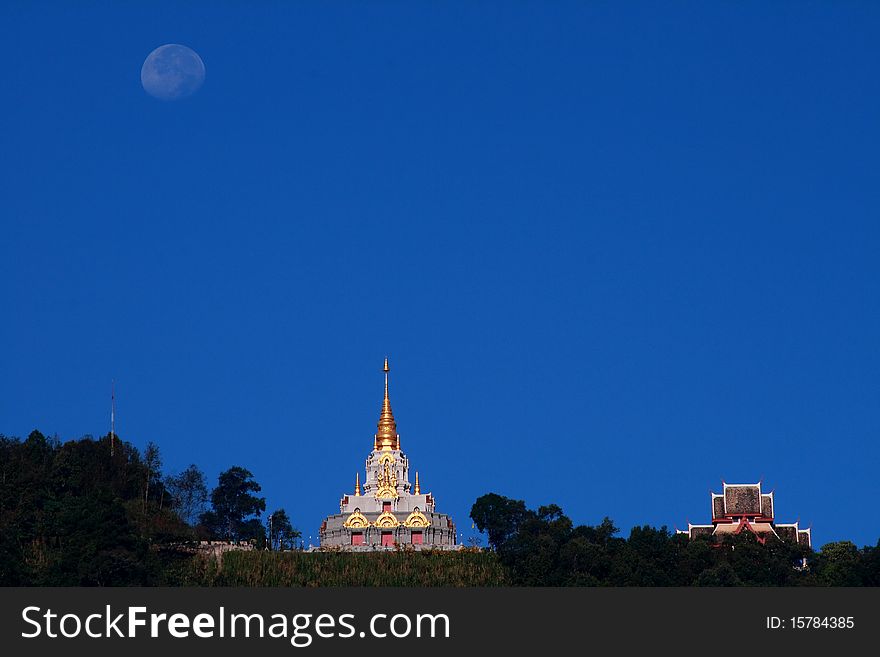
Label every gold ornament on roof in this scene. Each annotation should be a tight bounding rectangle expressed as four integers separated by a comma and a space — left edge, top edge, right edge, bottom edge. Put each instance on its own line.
404, 508, 429, 528
374, 358, 400, 451
376, 486, 398, 499
344, 509, 369, 528
375, 511, 400, 528
355, 472, 361, 496
414, 471, 420, 495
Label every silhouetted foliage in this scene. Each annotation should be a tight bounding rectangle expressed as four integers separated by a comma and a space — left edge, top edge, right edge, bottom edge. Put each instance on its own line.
0, 430, 275, 585
471, 492, 879, 586
470, 492, 533, 550
166, 464, 208, 526
0, 431, 190, 584
2, 432, 878, 587
813, 541, 865, 586
268, 508, 300, 551
199, 466, 266, 541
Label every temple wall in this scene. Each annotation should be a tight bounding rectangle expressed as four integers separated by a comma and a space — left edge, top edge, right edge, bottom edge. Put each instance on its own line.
320, 510, 458, 549
341, 492, 434, 514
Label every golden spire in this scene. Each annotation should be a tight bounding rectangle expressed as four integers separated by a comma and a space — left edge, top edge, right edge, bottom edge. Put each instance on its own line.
414, 471, 420, 495
355, 472, 361, 496
374, 357, 399, 451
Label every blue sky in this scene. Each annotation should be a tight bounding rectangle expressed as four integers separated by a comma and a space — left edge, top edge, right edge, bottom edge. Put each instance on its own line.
1, 1, 878, 548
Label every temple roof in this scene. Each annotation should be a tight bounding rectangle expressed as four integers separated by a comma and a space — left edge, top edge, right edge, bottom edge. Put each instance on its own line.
723, 483, 762, 516
684, 482, 810, 548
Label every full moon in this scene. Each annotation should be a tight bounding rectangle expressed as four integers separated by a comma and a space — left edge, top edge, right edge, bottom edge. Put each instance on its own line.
141, 44, 205, 100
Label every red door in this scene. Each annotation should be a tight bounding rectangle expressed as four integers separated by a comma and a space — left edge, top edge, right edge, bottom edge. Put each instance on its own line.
411, 531, 423, 545
381, 531, 394, 546
351, 532, 364, 546
383, 502, 391, 513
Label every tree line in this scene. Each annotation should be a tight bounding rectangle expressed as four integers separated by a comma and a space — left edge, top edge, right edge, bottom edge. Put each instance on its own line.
2, 431, 878, 586
0, 430, 299, 585
470, 493, 880, 586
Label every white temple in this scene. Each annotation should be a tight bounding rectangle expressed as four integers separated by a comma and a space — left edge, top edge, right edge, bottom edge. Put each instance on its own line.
318, 360, 458, 549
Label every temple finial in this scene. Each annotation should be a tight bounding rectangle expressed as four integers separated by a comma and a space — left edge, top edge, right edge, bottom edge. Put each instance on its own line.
374, 357, 399, 450
355, 472, 361, 496
414, 471, 420, 494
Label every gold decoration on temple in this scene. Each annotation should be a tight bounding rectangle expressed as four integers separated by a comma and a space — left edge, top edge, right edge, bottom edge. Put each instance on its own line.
376, 486, 398, 499
374, 357, 400, 451
374, 511, 400, 528
375, 459, 398, 499
404, 508, 429, 528
414, 471, 420, 495
378, 452, 395, 467
343, 509, 369, 528
355, 472, 361, 496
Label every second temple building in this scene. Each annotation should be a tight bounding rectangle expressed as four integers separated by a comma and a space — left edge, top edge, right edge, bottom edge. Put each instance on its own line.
678, 482, 811, 548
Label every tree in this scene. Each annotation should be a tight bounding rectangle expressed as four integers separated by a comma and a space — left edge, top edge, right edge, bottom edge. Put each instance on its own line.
693, 562, 742, 587
694, 532, 811, 586
201, 467, 266, 541
166, 465, 208, 526
0, 431, 180, 585
862, 539, 880, 586
814, 541, 864, 586
142, 442, 162, 513
268, 508, 300, 550
470, 493, 534, 551
239, 518, 268, 548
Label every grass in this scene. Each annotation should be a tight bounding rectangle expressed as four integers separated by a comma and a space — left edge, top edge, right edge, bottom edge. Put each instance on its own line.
176, 548, 508, 587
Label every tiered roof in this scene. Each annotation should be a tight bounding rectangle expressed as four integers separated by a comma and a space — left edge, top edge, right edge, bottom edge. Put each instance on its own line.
679, 482, 810, 547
